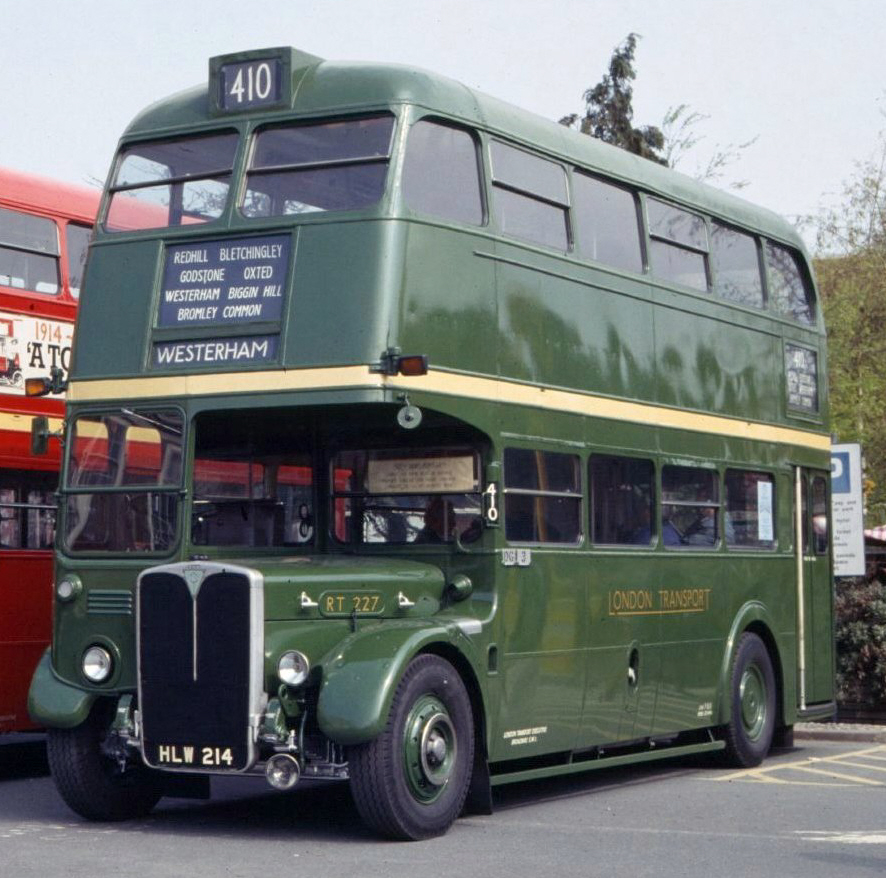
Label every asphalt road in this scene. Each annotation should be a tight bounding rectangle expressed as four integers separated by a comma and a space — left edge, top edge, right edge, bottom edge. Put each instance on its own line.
2, 734, 885, 878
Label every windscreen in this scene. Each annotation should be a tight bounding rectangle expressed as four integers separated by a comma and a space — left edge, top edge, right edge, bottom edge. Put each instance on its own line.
63, 409, 183, 553
242, 114, 394, 216
104, 132, 239, 232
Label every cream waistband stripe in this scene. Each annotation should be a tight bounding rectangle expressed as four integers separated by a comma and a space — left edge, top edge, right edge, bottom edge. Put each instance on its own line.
66, 367, 830, 451
0, 412, 63, 434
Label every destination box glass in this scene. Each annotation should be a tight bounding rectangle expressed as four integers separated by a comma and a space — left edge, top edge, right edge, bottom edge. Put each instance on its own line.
158, 234, 290, 328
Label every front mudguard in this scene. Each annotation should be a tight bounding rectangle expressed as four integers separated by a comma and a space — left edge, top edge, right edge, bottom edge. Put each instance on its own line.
316, 620, 481, 746
28, 650, 97, 729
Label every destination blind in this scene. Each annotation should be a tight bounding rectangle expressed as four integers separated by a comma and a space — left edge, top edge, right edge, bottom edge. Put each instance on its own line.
158, 234, 290, 328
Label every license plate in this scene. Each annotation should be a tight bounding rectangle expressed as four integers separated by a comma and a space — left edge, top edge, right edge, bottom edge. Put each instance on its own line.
153, 743, 237, 768
318, 591, 385, 617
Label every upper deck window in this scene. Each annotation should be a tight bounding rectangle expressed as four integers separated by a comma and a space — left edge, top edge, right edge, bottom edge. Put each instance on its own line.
711, 223, 764, 309
242, 114, 394, 217
402, 120, 482, 225
765, 241, 815, 325
647, 198, 709, 292
0, 207, 60, 294
490, 142, 569, 251
105, 132, 239, 232
573, 173, 643, 273
66, 223, 92, 299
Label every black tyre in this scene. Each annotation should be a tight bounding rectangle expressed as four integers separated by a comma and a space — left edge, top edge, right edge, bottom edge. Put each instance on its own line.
349, 654, 474, 840
723, 632, 776, 768
47, 699, 163, 821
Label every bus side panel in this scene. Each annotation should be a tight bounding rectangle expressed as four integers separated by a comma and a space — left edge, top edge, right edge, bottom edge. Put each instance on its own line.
491, 559, 588, 760
0, 551, 52, 731
496, 256, 656, 400
653, 296, 781, 423
285, 222, 405, 368
582, 554, 660, 747
397, 223, 497, 377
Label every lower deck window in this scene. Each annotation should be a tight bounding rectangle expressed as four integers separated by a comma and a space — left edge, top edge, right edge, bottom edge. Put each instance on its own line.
725, 470, 775, 549
590, 455, 654, 545
191, 411, 314, 548
504, 448, 581, 544
661, 465, 720, 548
0, 470, 57, 550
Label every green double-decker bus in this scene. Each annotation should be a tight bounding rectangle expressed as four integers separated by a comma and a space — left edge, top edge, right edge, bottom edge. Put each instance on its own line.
29, 47, 834, 840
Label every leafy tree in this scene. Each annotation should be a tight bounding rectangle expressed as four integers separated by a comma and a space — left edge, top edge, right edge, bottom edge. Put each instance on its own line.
660, 103, 757, 190
814, 134, 886, 523
559, 33, 667, 165
834, 571, 886, 704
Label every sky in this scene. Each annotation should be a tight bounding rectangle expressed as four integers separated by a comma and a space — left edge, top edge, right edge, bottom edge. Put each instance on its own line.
4, 0, 885, 251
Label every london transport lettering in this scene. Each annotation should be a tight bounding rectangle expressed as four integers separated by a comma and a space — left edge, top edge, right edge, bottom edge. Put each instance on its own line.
607, 587, 713, 616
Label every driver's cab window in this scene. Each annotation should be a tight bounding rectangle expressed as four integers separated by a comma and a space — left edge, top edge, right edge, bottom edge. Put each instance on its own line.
191, 411, 313, 548
331, 448, 482, 546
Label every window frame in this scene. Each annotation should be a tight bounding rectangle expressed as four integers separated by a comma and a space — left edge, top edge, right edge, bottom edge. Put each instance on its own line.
401, 116, 485, 227
503, 446, 583, 546
645, 196, 711, 292
489, 139, 571, 252
589, 453, 656, 548
241, 113, 396, 219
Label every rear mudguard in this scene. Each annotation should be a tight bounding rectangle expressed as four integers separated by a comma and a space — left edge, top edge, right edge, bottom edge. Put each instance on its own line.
316, 619, 482, 746
28, 650, 97, 729
716, 601, 793, 727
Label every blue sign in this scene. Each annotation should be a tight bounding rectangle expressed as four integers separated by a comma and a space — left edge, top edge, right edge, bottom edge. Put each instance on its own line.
153, 335, 279, 369
158, 235, 290, 328
831, 451, 851, 494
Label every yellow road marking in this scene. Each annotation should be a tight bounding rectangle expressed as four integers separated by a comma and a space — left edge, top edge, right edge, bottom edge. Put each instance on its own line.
716, 745, 886, 785
830, 759, 886, 774
790, 765, 884, 786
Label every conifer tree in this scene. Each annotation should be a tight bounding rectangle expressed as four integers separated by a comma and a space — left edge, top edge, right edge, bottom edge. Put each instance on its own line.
560, 33, 667, 165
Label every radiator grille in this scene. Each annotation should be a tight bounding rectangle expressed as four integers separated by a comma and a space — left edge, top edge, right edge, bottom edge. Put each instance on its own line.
87, 589, 133, 615
137, 566, 257, 772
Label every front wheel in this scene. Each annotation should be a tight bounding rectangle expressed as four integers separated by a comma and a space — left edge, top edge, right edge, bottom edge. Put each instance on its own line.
723, 632, 776, 767
47, 699, 163, 821
349, 654, 474, 840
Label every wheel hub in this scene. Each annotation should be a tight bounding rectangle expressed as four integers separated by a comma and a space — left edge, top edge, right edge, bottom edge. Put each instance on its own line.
403, 696, 457, 803
739, 665, 766, 740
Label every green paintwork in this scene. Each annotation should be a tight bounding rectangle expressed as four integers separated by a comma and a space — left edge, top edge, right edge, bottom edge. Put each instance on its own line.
28, 651, 96, 729
315, 620, 481, 746
34, 46, 836, 795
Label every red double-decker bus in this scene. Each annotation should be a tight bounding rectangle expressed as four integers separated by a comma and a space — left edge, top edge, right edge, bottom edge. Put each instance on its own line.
0, 168, 98, 733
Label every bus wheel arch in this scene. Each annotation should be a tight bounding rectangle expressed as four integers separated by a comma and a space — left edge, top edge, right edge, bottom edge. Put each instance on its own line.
717, 604, 785, 728
348, 652, 476, 840
722, 630, 777, 767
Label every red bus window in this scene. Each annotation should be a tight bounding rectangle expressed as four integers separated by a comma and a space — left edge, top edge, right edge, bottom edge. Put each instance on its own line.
0, 470, 56, 550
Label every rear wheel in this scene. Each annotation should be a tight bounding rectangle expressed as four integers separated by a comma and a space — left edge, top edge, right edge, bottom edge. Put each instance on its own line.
723, 633, 776, 767
47, 699, 163, 821
349, 654, 474, 840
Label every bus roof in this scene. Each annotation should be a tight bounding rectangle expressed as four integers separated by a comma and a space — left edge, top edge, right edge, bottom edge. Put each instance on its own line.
122, 49, 802, 249
0, 166, 100, 223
